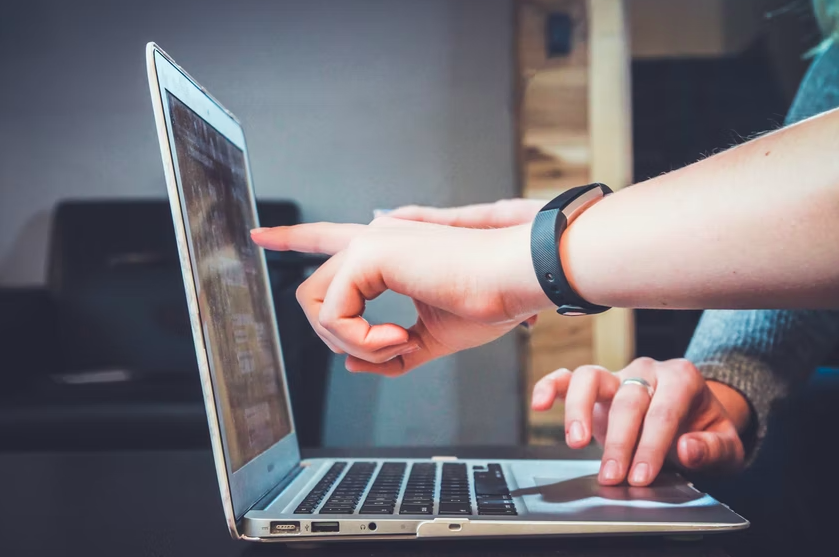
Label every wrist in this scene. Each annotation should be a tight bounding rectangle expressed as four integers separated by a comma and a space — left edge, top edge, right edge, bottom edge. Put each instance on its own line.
708, 380, 752, 434
499, 224, 554, 318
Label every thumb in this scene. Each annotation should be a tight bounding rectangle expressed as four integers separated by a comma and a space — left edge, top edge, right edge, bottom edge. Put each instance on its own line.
676, 428, 744, 472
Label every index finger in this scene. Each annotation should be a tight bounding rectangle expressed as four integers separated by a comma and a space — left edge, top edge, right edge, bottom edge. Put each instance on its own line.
250, 223, 367, 255
388, 200, 539, 228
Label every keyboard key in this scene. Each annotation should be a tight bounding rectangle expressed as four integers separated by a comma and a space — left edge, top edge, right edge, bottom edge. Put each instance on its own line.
439, 495, 470, 504
360, 506, 394, 514
361, 501, 393, 507
474, 483, 508, 496
439, 502, 471, 515
400, 503, 434, 514
477, 503, 516, 511
320, 507, 355, 514
475, 497, 513, 505
478, 508, 517, 515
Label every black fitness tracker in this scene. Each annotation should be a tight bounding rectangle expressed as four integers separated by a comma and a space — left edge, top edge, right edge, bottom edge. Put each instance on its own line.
530, 183, 613, 316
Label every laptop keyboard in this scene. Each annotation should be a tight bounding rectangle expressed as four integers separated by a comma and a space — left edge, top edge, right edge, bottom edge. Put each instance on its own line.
399, 463, 436, 514
438, 463, 471, 514
294, 461, 346, 514
319, 462, 377, 514
361, 462, 407, 515
294, 461, 517, 517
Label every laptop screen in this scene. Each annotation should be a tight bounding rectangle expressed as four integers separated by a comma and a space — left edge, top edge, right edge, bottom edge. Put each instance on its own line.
166, 91, 292, 472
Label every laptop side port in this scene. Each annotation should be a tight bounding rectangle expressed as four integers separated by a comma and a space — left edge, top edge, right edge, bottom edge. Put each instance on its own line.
311, 521, 340, 533
270, 521, 300, 535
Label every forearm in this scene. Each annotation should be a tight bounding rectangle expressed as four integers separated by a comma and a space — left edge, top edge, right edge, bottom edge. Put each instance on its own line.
561, 106, 839, 310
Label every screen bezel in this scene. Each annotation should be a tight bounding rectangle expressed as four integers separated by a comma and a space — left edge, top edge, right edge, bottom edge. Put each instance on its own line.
146, 42, 300, 533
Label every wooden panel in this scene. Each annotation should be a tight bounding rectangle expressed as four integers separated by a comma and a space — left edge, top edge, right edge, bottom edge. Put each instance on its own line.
517, 0, 635, 444
519, 0, 590, 200
589, 0, 635, 372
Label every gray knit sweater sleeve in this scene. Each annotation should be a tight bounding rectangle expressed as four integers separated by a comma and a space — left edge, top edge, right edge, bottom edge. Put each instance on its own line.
685, 43, 839, 452
686, 310, 839, 443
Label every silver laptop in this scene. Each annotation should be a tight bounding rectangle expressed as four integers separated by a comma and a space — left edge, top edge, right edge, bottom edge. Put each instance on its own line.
145, 42, 748, 543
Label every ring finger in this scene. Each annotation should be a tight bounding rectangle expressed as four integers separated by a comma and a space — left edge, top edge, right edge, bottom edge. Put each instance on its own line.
599, 365, 657, 484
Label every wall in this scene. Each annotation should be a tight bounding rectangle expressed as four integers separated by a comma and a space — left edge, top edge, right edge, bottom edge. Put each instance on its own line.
0, 0, 521, 446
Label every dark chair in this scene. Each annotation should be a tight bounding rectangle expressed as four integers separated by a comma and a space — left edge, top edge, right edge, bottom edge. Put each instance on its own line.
0, 199, 330, 450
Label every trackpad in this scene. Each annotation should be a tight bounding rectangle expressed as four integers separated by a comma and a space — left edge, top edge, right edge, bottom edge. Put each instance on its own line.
508, 461, 713, 517
522, 474, 701, 504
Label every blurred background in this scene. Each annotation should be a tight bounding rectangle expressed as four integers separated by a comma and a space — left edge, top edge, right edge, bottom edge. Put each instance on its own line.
0, 0, 826, 452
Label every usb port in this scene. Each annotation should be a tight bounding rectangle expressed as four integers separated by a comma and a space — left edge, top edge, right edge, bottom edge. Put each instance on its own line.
311, 521, 340, 533
270, 521, 300, 535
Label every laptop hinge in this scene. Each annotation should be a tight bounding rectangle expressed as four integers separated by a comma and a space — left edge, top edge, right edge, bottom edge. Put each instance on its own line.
247, 464, 306, 513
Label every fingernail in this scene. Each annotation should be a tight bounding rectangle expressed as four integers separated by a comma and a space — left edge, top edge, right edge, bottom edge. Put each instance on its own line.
567, 421, 584, 445
631, 462, 649, 484
601, 459, 620, 482
531, 386, 550, 407
685, 438, 705, 465
250, 227, 269, 234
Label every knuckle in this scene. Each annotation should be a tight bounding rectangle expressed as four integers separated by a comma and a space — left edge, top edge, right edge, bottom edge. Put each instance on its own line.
670, 359, 704, 392
346, 235, 368, 253
548, 368, 572, 380
669, 358, 697, 373
573, 365, 604, 380
318, 312, 337, 333
633, 357, 656, 370
668, 358, 700, 378
347, 236, 383, 263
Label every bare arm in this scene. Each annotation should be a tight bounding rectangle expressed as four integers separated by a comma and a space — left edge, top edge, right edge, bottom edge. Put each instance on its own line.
550, 106, 839, 311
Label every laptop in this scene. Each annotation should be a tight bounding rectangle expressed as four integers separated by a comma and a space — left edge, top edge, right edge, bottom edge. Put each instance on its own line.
145, 42, 749, 542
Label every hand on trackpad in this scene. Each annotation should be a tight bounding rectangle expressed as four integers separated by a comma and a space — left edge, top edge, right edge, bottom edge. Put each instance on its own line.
511, 474, 702, 504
